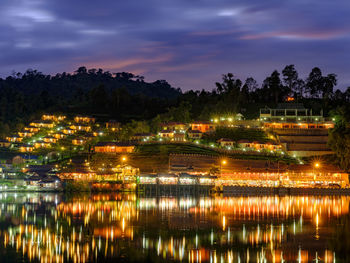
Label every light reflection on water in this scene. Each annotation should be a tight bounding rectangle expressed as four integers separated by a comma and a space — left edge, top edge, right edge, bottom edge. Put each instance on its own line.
0, 193, 348, 262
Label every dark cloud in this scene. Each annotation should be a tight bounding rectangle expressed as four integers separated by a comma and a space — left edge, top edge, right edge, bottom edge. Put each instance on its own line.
0, 0, 349, 90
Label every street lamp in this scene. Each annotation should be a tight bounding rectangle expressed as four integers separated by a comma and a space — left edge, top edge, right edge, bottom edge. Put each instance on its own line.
220, 159, 227, 175
121, 156, 127, 184
313, 162, 321, 181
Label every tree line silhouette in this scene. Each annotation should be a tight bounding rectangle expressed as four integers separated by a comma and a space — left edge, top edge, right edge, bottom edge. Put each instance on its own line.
0, 64, 349, 135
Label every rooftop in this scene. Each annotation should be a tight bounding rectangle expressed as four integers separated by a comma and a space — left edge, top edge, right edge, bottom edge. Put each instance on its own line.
95, 142, 135, 147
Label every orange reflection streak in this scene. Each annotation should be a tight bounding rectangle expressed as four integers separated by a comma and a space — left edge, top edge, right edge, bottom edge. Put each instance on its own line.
0, 194, 346, 263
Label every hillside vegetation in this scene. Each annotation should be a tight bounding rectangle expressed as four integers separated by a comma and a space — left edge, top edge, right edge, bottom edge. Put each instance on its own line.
135, 143, 296, 162
203, 127, 269, 143
0, 67, 181, 132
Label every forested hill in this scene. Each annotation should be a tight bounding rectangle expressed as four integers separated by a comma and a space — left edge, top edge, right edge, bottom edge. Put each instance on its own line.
0, 67, 181, 128
0, 64, 348, 137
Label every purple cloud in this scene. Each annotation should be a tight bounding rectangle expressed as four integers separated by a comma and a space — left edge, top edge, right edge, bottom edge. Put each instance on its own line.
0, 0, 350, 90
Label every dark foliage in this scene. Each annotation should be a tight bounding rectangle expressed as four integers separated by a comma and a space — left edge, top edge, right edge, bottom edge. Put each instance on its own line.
202, 127, 269, 143
1, 65, 349, 140
0, 67, 181, 131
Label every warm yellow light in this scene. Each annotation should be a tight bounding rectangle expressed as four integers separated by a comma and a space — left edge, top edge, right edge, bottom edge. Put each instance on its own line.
222, 160, 227, 165
314, 162, 320, 168
122, 156, 127, 162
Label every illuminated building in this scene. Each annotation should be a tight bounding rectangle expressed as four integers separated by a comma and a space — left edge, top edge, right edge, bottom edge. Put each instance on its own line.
43, 136, 57, 143
237, 140, 282, 151
159, 130, 174, 139
24, 126, 40, 133
138, 173, 217, 186
173, 132, 186, 142
105, 120, 121, 131
6, 135, 23, 143
41, 114, 66, 122
69, 123, 92, 132
74, 115, 96, 123
217, 138, 235, 147
94, 142, 135, 153
34, 140, 51, 149
58, 166, 95, 181
263, 122, 334, 129
52, 132, 66, 139
18, 144, 34, 152
58, 164, 139, 182
92, 130, 104, 136
265, 124, 334, 157
190, 121, 216, 133
260, 104, 335, 156
29, 120, 55, 128
72, 138, 87, 145
0, 139, 11, 148
187, 129, 203, 139
18, 131, 34, 137
62, 128, 75, 135
260, 103, 324, 123
160, 122, 188, 132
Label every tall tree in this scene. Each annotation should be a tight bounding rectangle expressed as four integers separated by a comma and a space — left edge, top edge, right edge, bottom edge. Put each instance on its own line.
328, 106, 350, 172
262, 70, 283, 103
322, 73, 337, 99
306, 67, 323, 98
282, 65, 298, 95
345, 87, 350, 102
243, 77, 258, 93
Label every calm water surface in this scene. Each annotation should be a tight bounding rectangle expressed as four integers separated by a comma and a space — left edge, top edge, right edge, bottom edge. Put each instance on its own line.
0, 193, 349, 262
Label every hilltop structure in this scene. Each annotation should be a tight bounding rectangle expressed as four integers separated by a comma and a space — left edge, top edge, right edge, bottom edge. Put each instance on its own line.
260, 103, 334, 157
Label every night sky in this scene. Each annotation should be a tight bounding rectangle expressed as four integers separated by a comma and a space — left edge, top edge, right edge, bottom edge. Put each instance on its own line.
1, 0, 349, 91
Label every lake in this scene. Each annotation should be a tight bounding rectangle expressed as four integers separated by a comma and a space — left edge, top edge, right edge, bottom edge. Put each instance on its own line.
0, 193, 349, 262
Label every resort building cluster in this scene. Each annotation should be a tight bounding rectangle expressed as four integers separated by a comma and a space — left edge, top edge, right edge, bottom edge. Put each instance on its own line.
0, 102, 336, 158
0, 102, 345, 191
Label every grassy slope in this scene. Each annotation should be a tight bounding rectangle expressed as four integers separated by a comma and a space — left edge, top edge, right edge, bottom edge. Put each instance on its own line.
135, 143, 296, 163
203, 127, 269, 143
135, 143, 219, 156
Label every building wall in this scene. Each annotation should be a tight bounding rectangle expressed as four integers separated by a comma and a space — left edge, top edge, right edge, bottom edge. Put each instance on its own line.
287, 150, 334, 157
191, 124, 215, 133
160, 132, 174, 138
95, 146, 134, 153
188, 133, 202, 139
264, 123, 334, 129
0, 142, 11, 147
278, 135, 328, 143
273, 128, 332, 156
220, 142, 235, 147
287, 143, 330, 151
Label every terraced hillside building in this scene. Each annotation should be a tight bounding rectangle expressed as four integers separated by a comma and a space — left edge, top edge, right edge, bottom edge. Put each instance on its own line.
260, 103, 334, 157
260, 103, 324, 123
